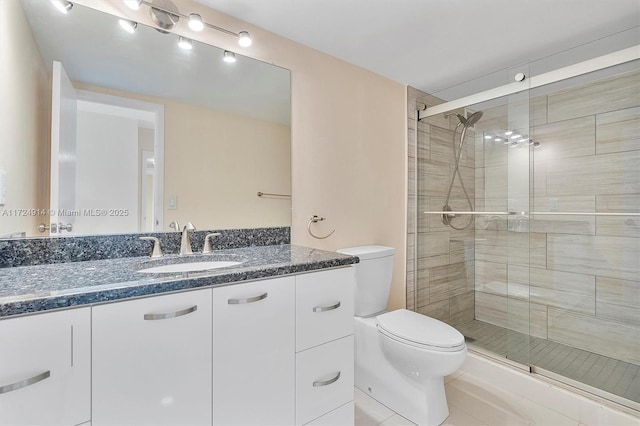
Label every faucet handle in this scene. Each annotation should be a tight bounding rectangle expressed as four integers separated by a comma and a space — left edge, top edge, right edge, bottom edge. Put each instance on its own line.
140, 236, 163, 258
202, 233, 221, 254
169, 221, 181, 232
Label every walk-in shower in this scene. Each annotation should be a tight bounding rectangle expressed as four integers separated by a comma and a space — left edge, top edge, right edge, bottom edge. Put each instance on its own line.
408, 44, 640, 411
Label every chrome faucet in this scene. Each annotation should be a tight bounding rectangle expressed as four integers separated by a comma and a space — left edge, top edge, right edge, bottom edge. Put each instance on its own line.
180, 222, 196, 255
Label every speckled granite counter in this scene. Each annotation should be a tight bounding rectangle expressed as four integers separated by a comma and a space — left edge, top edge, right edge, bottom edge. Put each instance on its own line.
0, 245, 358, 318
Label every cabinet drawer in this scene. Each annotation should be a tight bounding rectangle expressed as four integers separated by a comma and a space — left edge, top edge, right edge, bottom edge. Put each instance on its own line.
296, 267, 355, 351
296, 335, 354, 425
305, 401, 354, 426
0, 308, 91, 426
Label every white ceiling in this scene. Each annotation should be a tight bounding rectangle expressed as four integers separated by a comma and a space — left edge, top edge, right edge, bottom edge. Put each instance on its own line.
197, 0, 640, 100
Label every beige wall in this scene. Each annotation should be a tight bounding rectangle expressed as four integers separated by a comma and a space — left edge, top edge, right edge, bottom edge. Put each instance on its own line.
0, 0, 49, 237
74, 0, 408, 309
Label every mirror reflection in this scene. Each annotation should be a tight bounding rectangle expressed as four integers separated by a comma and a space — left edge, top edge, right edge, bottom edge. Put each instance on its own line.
0, 0, 291, 238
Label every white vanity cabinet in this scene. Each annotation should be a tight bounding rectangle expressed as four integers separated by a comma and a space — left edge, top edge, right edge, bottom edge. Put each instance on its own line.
0, 307, 91, 426
92, 289, 212, 426
295, 267, 356, 425
212, 276, 296, 425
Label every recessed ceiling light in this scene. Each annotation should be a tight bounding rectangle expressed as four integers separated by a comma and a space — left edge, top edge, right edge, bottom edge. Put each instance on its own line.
505, 131, 513, 136
484, 135, 492, 140
494, 138, 502, 142
510, 134, 521, 139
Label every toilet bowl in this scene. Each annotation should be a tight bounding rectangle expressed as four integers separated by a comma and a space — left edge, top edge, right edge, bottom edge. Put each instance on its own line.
337, 246, 467, 426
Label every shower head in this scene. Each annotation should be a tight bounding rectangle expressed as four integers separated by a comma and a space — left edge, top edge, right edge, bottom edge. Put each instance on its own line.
456, 111, 484, 128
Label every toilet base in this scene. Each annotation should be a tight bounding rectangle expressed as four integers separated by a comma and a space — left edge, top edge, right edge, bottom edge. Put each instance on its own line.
355, 317, 451, 426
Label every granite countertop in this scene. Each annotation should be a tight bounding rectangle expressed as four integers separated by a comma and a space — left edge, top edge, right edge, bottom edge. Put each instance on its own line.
0, 245, 358, 318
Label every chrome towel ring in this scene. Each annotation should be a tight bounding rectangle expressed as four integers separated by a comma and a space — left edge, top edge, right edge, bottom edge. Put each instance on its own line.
308, 215, 335, 239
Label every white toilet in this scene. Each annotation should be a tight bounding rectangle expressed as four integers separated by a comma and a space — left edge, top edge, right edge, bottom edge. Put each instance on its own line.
336, 246, 466, 426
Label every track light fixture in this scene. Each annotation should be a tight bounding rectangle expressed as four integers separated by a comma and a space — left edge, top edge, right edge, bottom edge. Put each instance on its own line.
238, 31, 252, 47
123, 0, 142, 10
223, 50, 237, 63
119, 19, 138, 33
51, 0, 73, 14
123, 0, 253, 47
178, 36, 193, 50
188, 13, 204, 31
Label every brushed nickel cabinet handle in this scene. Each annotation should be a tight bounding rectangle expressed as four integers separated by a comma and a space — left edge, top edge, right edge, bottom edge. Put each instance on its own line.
313, 371, 341, 387
313, 301, 341, 313
228, 292, 268, 305
0, 371, 51, 395
143, 305, 198, 320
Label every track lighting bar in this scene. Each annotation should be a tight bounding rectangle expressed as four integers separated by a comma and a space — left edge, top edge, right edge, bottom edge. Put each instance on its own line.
127, 0, 252, 46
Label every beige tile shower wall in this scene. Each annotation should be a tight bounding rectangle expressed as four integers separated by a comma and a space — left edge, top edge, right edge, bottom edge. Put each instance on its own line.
407, 86, 475, 325
475, 69, 640, 364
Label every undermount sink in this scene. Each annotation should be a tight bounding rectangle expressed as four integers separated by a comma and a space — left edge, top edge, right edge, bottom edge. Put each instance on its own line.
138, 261, 244, 274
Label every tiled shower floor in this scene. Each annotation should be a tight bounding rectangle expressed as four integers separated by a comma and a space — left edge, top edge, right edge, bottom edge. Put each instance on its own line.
457, 319, 640, 404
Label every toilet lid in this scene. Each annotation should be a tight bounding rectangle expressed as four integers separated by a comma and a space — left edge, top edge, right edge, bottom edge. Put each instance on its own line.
377, 309, 465, 350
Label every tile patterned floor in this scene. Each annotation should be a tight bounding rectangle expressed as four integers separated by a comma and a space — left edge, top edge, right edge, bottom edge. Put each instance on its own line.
456, 320, 640, 404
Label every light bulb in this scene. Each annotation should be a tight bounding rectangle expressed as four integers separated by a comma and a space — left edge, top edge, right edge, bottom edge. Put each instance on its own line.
505, 130, 513, 136
123, 0, 142, 10
119, 19, 137, 33
484, 135, 492, 140
178, 36, 193, 50
188, 13, 204, 31
510, 134, 521, 139
238, 31, 252, 47
223, 50, 236, 63
51, 0, 73, 14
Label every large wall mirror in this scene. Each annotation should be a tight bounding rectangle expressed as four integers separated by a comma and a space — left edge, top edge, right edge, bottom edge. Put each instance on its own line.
0, 0, 291, 238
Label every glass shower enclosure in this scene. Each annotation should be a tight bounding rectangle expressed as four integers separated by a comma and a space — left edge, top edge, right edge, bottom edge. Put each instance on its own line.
409, 48, 640, 409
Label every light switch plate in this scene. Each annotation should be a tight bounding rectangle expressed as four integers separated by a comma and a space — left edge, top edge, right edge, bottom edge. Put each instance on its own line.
167, 195, 177, 210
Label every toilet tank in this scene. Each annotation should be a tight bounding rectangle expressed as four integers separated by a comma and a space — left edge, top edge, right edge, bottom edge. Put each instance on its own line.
336, 246, 395, 317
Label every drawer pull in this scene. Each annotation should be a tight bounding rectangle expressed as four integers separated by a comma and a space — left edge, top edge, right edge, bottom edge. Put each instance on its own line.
313, 301, 341, 313
228, 292, 268, 305
313, 371, 341, 387
0, 370, 51, 395
144, 305, 198, 320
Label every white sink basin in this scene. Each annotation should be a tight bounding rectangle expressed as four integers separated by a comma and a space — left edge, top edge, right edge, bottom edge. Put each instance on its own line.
138, 261, 243, 274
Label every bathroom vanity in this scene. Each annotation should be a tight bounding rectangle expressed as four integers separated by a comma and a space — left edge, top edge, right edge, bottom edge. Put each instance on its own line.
0, 244, 357, 426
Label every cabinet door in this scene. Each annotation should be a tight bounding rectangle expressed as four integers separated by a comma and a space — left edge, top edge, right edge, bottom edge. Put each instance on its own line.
0, 308, 91, 426
213, 277, 295, 425
92, 289, 212, 426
